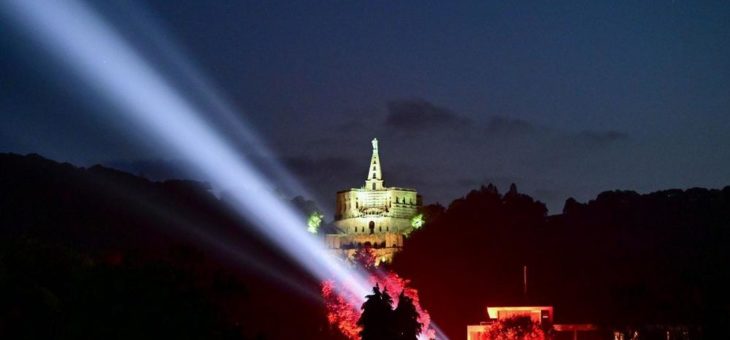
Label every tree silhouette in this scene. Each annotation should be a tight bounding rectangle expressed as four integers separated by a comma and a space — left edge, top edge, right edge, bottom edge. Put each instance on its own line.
358, 285, 424, 340
358, 285, 396, 340
393, 291, 422, 340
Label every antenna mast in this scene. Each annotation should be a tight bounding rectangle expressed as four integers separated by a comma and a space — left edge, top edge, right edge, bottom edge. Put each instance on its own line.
523, 265, 528, 301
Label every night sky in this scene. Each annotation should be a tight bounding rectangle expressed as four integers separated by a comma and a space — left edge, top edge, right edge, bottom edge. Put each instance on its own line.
1, 1, 729, 213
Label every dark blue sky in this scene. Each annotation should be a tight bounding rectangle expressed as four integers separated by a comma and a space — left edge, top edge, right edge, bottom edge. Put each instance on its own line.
1, 1, 729, 212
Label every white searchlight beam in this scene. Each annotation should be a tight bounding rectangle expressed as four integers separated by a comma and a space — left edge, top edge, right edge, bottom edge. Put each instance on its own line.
1, 0, 370, 301
1, 1, 448, 338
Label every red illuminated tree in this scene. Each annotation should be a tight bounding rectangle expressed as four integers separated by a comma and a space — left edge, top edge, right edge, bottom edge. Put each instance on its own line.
353, 245, 377, 271
322, 245, 434, 339
321, 280, 361, 339
484, 316, 547, 340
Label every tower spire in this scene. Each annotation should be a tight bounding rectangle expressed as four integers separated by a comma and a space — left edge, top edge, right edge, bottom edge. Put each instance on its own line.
365, 138, 383, 190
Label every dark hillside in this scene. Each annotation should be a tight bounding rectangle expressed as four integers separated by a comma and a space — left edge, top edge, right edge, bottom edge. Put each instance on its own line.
394, 184, 730, 339
0, 153, 341, 339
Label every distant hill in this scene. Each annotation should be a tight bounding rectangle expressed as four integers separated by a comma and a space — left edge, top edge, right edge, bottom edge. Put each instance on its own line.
393, 183, 730, 339
0, 153, 341, 340
2, 153, 728, 339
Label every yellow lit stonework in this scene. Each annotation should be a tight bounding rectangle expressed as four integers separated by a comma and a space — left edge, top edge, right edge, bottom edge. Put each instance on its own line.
325, 138, 421, 264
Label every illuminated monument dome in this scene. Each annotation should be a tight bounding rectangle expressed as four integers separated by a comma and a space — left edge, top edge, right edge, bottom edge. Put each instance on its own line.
325, 138, 421, 264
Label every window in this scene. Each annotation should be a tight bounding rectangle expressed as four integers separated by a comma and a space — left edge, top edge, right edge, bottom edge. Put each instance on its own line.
372, 182, 376, 190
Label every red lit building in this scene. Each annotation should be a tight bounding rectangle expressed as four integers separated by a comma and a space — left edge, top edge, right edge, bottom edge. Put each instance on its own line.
467, 306, 598, 340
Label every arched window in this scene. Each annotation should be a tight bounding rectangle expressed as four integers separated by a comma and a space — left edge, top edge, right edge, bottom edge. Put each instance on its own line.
369, 221, 375, 234
372, 182, 376, 190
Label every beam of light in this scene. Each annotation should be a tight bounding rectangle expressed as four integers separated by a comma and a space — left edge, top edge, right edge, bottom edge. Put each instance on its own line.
1, 0, 371, 307
2, 1, 449, 337
107, 1, 326, 215
83, 171, 322, 301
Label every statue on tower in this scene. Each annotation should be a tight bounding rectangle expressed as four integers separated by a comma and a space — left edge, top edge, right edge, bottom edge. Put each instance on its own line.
371, 138, 378, 150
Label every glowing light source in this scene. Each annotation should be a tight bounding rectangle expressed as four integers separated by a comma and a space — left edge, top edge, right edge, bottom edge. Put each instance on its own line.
307, 211, 323, 234
411, 213, 425, 229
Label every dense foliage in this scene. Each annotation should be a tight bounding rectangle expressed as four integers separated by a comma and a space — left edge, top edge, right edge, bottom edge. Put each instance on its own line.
485, 316, 546, 340
322, 246, 432, 339
0, 153, 338, 339
394, 183, 730, 338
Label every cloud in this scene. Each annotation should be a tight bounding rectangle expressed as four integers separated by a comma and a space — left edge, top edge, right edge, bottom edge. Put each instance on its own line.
284, 99, 634, 214
283, 156, 360, 180
384, 100, 540, 141
384, 99, 470, 131
576, 130, 629, 145
484, 116, 536, 135
281, 155, 369, 212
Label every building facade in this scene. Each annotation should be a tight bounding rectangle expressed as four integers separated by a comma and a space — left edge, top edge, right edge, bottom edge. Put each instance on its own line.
467, 306, 554, 340
325, 138, 421, 264
467, 306, 600, 340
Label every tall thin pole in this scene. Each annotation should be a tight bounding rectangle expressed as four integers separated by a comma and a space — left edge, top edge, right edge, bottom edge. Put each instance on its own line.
523, 265, 528, 301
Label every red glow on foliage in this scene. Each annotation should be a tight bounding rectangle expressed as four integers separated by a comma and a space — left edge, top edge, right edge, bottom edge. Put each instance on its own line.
321, 248, 436, 339
322, 279, 362, 339
372, 270, 435, 339
482, 316, 547, 340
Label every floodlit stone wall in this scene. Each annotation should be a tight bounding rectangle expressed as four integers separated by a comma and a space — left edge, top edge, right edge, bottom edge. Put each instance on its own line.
326, 138, 420, 264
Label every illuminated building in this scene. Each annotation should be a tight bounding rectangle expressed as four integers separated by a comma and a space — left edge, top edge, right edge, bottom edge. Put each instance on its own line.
467, 306, 598, 340
325, 138, 421, 264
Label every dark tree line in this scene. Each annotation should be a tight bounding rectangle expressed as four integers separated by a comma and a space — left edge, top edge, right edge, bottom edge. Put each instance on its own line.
3, 153, 729, 339
394, 183, 730, 339
358, 285, 422, 340
0, 153, 343, 339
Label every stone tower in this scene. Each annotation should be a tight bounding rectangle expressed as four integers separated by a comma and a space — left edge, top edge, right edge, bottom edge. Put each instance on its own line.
325, 138, 421, 264
366, 138, 383, 191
